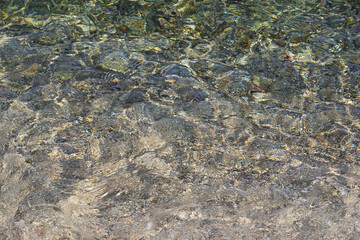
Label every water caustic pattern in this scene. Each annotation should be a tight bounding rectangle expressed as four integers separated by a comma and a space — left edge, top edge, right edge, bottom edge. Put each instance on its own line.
0, 0, 360, 239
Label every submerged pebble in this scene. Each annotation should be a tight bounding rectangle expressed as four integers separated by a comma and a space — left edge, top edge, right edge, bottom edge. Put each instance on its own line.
0, 1, 359, 239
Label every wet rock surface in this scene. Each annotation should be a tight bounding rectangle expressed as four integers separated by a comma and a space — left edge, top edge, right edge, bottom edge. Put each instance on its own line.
1, 0, 360, 239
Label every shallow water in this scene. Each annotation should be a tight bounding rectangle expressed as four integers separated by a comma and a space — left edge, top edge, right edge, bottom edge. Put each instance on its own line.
0, 0, 360, 239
